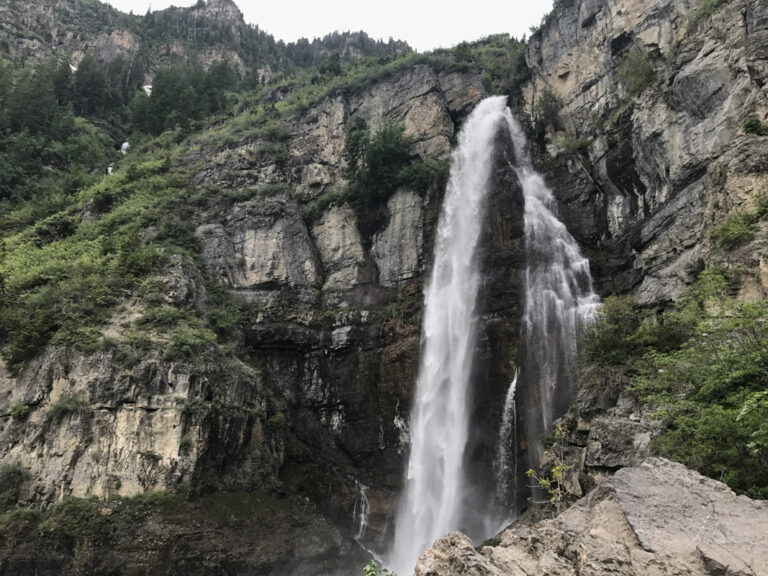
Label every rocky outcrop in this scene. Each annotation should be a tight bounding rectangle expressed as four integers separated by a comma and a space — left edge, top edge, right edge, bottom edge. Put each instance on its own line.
371, 189, 425, 288
0, 491, 369, 576
417, 458, 768, 576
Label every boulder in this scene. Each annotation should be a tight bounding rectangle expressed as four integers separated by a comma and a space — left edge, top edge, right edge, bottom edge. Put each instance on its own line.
417, 458, 768, 576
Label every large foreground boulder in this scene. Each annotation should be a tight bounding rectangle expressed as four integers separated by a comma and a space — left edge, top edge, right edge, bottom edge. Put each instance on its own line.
416, 458, 768, 576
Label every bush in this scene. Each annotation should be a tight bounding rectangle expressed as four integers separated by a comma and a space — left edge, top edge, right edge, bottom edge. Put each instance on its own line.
0, 462, 28, 512
743, 117, 768, 136
48, 392, 88, 421
581, 271, 768, 498
266, 412, 286, 431
688, 0, 727, 26
617, 45, 655, 97
335, 121, 445, 236
711, 211, 758, 249
580, 295, 644, 365
9, 402, 30, 421
39, 496, 108, 535
165, 326, 217, 360
710, 195, 768, 250
363, 561, 396, 576
535, 88, 563, 131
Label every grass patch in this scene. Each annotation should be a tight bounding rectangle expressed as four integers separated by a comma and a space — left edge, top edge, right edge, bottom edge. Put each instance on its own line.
688, 0, 728, 27
710, 194, 768, 250
48, 392, 88, 421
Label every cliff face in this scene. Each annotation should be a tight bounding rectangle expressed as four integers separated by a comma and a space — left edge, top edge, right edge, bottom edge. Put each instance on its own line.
524, 0, 768, 304
0, 59, 528, 570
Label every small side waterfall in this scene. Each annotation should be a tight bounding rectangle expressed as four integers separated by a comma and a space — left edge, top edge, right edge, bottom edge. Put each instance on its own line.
352, 481, 370, 542
502, 117, 599, 485
389, 96, 511, 574
493, 372, 518, 509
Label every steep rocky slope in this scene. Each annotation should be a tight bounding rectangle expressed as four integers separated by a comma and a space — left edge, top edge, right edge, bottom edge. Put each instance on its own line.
0, 0, 407, 76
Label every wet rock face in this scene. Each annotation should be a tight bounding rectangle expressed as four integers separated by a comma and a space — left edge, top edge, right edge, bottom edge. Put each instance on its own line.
524, 0, 768, 303
416, 458, 768, 576
463, 125, 526, 524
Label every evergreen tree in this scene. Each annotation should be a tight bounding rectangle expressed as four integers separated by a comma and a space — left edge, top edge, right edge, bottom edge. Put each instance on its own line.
72, 54, 108, 116
53, 60, 72, 106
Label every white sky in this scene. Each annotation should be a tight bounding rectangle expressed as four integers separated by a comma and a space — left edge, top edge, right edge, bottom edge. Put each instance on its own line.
104, 0, 553, 52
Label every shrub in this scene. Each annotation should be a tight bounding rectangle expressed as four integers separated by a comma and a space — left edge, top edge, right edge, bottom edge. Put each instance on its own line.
48, 392, 88, 421
710, 195, 768, 250
39, 496, 108, 535
711, 211, 758, 249
165, 326, 217, 360
0, 462, 28, 512
688, 0, 727, 27
743, 117, 768, 136
580, 295, 644, 365
266, 412, 286, 431
137, 305, 188, 329
581, 271, 768, 498
535, 88, 563, 131
337, 121, 446, 236
363, 561, 396, 576
617, 45, 655, 97
9, 402, 30, 421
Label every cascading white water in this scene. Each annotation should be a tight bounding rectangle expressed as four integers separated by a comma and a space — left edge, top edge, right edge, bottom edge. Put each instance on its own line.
388, 97, 598, 573
493, 371, 518, 508
502, 117, 599, 475
352, 481, 370, 542
389, 96, 511, 574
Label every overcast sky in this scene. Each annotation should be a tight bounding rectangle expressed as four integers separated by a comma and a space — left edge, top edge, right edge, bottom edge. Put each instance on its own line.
103, 0, 553, 52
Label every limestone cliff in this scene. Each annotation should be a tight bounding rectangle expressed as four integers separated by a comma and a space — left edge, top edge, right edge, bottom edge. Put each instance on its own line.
523, 0, 768, 304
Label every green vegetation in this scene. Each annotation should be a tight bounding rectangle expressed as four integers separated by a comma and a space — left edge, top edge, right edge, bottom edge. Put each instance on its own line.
743, 117, 768, 136
48, 392, 88, 421
688, 0, 728, 27
616, 45, 656, 97
0, 462, 28, 513
9, 402, 30, 421
580, 270, 768, 498
452, 35, 528, 95
526, 426, 575, 510
710, 194, 768, 250
557, 136, 594, 155
535, 88, 563, 132
363, 561, 397, 576
304, 119, 448, 236
0, 488, 291, 539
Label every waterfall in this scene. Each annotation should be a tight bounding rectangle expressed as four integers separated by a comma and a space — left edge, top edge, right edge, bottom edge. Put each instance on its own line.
504, 116, 599, 483
352, 481, 370, 542
389, 96, 510, 574
493, 372, 518, 509
388, 97, 598, 573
